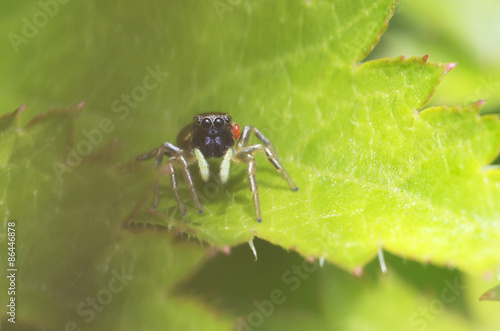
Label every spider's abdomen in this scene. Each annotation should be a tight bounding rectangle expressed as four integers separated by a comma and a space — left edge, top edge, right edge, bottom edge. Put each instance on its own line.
191, 128, 234, 158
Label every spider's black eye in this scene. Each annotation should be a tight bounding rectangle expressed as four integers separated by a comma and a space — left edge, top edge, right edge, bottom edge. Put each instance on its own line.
214, 117, 224, 129
224, 116, 231, 123
201, 118, 212, 129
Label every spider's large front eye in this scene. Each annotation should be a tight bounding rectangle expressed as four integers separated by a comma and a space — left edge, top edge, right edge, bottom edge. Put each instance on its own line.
214, 117, 224, 129
201, 118, 212, 129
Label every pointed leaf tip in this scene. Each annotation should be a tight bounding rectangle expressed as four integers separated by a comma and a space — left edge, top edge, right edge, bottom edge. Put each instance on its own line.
221, 245, 231, 255
76, 102, 86, 111
479, 284, 500, 301
475, 100, 486, 108
353, 266, 363, 277
17, 104, 27, 113
0, 104, 25, 121
444, 62, 458, 73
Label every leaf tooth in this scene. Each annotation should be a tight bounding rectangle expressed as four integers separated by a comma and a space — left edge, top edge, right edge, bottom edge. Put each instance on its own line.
387, 55, 430, 64
3, 104, 26, 118
472, 99, 486, 110
76, 101, 86, 111
220, 245, 231, 255
352, 266, 363, 278
443, 62, 458, 73
479, 284, 500, 301
0, 104, 26, 131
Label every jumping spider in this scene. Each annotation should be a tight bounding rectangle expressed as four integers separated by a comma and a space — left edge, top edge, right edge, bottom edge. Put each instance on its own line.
136, 112, 297, 222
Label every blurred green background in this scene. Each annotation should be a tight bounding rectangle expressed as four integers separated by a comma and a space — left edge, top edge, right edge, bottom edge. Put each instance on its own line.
1, 0, 500, 330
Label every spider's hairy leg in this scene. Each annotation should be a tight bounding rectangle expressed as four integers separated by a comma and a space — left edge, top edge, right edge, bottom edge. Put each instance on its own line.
194, 148, 210, 182
137, 142, 193, 214
232, 151, 261, 222
136, 145, 167, 209
136, 146, 162, 161
165, 160, 186, 215
237, 126, 298, 191
176, 153, 204, 214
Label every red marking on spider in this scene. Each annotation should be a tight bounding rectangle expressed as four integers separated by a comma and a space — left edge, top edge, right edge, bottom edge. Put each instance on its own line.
233, 123, 241, 141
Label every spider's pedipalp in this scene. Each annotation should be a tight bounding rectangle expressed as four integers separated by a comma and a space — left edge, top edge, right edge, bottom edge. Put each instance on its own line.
194, 148, 210, 182
220, 147, 233, 184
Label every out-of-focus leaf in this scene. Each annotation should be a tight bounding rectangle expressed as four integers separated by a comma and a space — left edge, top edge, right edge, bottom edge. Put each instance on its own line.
0, 106, 232, 330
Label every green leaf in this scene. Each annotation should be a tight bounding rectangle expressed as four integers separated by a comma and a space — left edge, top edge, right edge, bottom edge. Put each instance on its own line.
366, 0, 500, 114
1, 4, 500, 328
104, 0, 500, 276
3, 0, 500, 273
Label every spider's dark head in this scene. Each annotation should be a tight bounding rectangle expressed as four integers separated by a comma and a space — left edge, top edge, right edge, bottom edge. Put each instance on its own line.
191, 112, 237, 158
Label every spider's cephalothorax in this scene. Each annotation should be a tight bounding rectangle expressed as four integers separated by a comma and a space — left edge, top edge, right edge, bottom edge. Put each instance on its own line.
190, 113, 234, 158
137, 112, 297, 222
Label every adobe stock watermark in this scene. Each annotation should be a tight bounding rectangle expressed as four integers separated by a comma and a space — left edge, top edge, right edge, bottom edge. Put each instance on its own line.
237, 259, 319, 331
409, 277, 466, 330
213, 0, 243, 21
51, 65, 168, 181
7, 0, 72, 54
65, 269, 134, 331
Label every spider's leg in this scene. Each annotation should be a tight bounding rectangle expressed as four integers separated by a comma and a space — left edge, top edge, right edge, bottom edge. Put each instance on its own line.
232, 151, 261, 222
238, 126, 298, 191
137, 142, 184, 211
136, 146, 162, 161
176, 153, 204, 213
165, 159, 186, 215
136, 146, 165, 209
237, 126, 276, 156
152, 149, 163, 209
